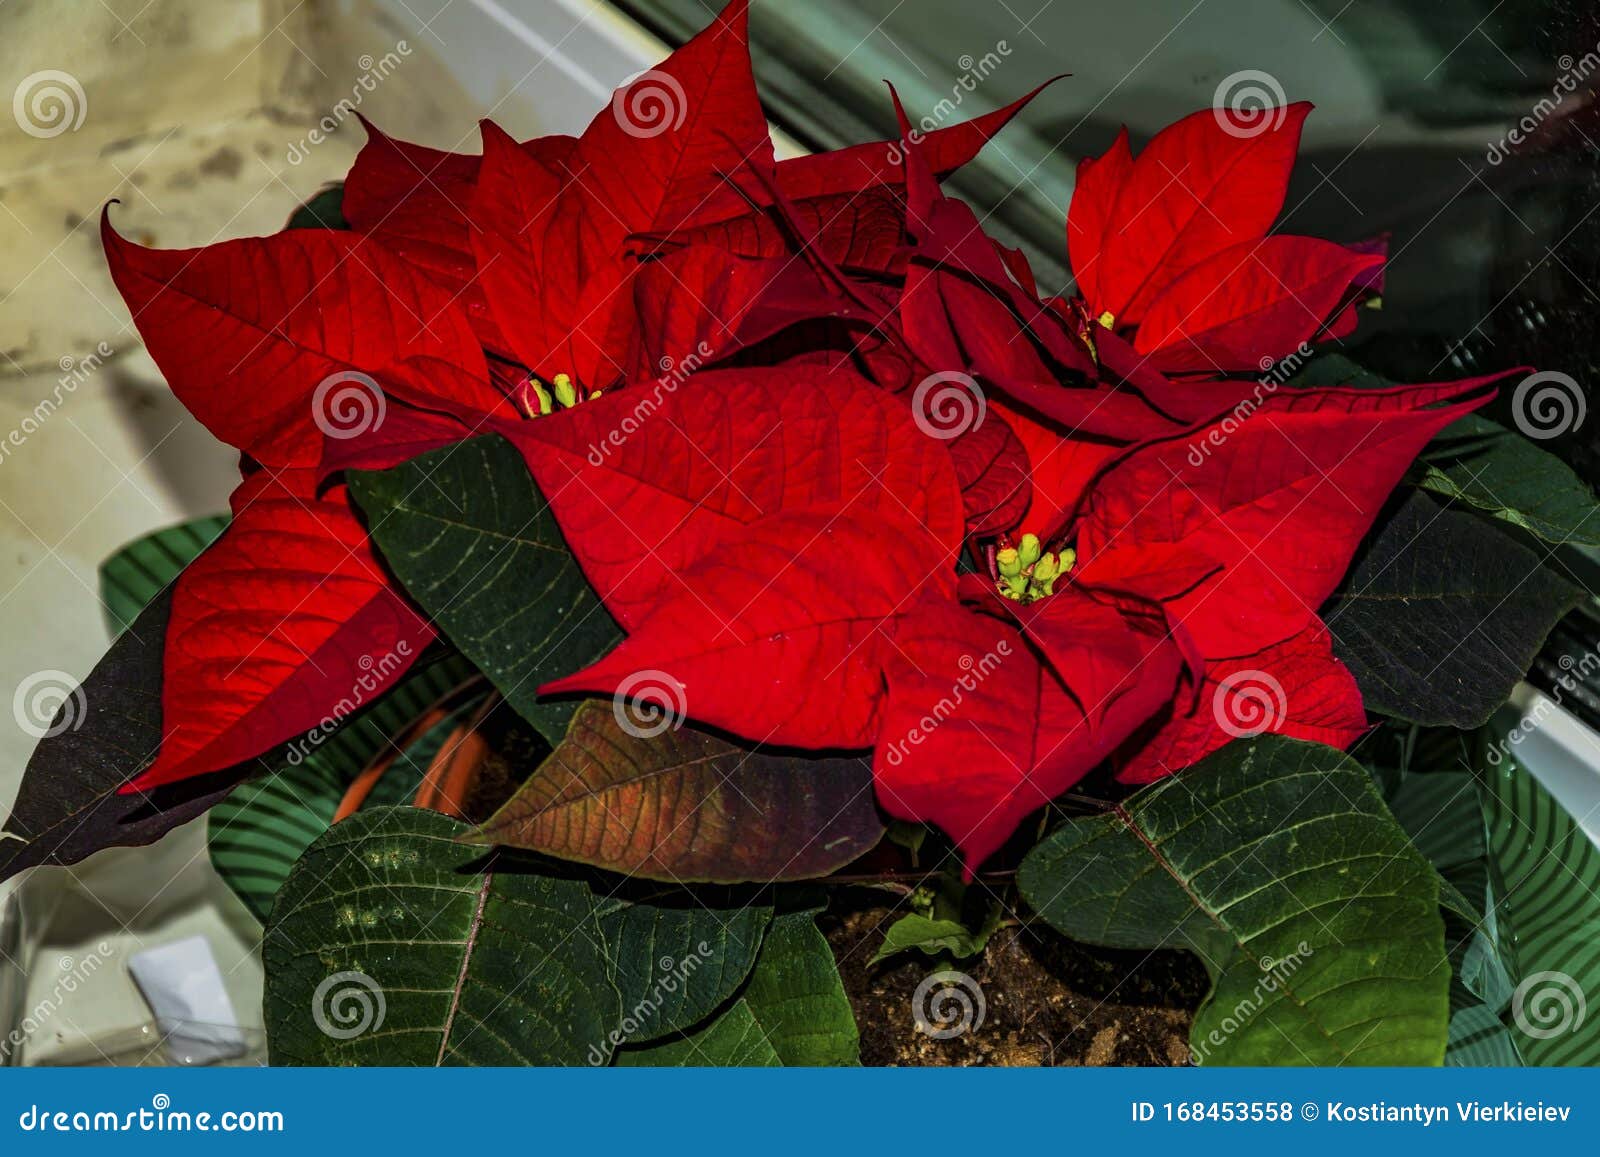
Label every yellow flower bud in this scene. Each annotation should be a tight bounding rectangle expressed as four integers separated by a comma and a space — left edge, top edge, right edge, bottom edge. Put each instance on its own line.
552, 372, 578, 409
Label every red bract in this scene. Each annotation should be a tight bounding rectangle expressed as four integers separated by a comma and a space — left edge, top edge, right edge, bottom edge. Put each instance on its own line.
101, 0, 1511, 877
101, 219, 497, 791
130, 471, 436, 790
103, 0, 1036, 794
534, 101, 1504, 871
1066, 106, 1383, 373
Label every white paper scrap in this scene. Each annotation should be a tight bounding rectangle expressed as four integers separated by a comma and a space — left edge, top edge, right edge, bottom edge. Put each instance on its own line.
127, 935, 246, 1065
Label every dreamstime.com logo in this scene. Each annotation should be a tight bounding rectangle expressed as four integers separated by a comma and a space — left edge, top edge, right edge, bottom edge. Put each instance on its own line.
313, 370, 386, 440
612, 69, 687, 139
1512, 971, 1587, 1040
589, 941, 715, 1063
1210, 669, 1287, 739
17, 1095, 283, 1134
882, 643, 1012, 767
1487, 647, 1600, 767
312, 970, 387, 1041
885, 42, 1012, 165
0, 341, 114, 467
911, 371, 985, 440
13, 70, 86, 138
286, 43, 412, 163
1190, 941, 1314, 1063
1511, 370, 1585, 441
613, 669, 688, 739
1486, 43, 1600, 165
1212, 70, 1288, 138
284, 640, 415, 765
1, 942, 114, 1063
1186, 342, 1313, 467
912, 970, 986, 1040
585, 341, 713, 464
13, 669, 86, 740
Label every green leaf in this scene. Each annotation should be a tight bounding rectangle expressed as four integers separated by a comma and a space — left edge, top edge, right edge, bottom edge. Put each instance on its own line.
469, 700, 883, 883
348, 435, 622, 744
1483, 750, 1600, 1065
285, 183, 348, 231
264, 807, 621, 1065
595, 892, 772, 1043
98, 515, 228, 638
870, 911, 999, 966
1324, 490, 1581, 727
615, 999, 782, 1066
208, 655, 475, 923
738, 909, 859, 1066
1, 590, 249, 882
1415, 413, 1600, 548
1446, 1003, 1524, 1066
1365, 726, 1523, 1066
1018, 736, 1450, 1065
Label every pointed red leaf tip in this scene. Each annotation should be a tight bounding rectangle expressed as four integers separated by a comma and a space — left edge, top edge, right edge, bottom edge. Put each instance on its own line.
1067, 102, 1313, 325
502, 364, 964, 632
101, 207, 495, 467
577, 0, 770, 240
873, 586, 1184, 873
775, 75, 1067, 200
635, 75, 1063, 281
121, 471, 434, 792
343, 115, 575, 358
1075, 371, 1507, 660
468, 0, 772, 393
1115, 623, 1366, 785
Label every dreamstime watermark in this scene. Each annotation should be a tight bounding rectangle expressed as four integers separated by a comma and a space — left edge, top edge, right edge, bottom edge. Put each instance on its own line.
1212, 70, 1288, 139
286, 43, 412, 164
0, 342, 114, 467
284, 641, 415, 765
588, 941, 715, 1063
1189, 941, 1313, 1063
1486, 44, 1600, 165
17, 1094, 283, 1134
885, 42, 1012, 165
612, 669, 688, 739
13, 70, 86, 139
611, 69, 688, 139
12, 670, 86, 740
911, 371, 986, 440
881, 643, 1012, 767
312, 971, 386, 1041
1211, 669, 1287, 739
1, 942, 114, 1063
1186, 341, 1313, 467
1510, 369, 1585, 441
912, 970, 985, 1040
585, 341, 713, 464
1487, 646, 1600, 767
1512, 970, 1586, 1040
312, 370, 386, 440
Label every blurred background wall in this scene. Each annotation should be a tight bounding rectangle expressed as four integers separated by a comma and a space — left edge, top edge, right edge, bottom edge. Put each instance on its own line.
0, 0, 668, 1065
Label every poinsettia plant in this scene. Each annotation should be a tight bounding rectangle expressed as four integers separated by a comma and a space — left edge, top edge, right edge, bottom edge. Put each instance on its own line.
7, 0, 1596, 1067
